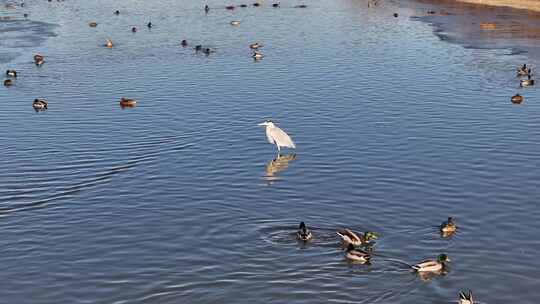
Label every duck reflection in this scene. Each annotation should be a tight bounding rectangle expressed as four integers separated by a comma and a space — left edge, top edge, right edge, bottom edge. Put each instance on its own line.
264, 153, 296, 184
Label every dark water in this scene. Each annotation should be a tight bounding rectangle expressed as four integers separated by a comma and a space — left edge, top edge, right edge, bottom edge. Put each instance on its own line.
1, 0, 540, 303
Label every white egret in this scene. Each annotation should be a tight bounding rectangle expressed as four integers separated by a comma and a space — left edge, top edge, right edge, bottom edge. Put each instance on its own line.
258, 120, 296, 152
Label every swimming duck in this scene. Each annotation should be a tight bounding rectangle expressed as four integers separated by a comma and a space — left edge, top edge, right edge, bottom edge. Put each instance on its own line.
252, 51, 264, 59
296, 222, 312, 241
119, 97, 137, 107
226, 5, 235, 10
147, 22, 152, 28
337, 229, 378, 246
4, 79, 13, 87
459, 290, 474, 304
253, 2, 261, 7
195, 45, 202, 52
345, 244, 371, 263
204, 5, 210, 12
33, 99, 48, 110
520, 75, 535, 87
272, 3, 280, 8
249, 42, 263, 49
181, 40, 188, 47
517, 65, 531, 77
106, 39, 113, 48
89, 21, 98, 27
6, 70, 17, 77
114, 10, 120, 15
411, 254, 450, 272
230, 20, 241, 26
34, 54, 44, 66
440, 217, 456, 233
295, 4, 307, 8
511, 93, 523, 104
24, 13, 28, 18
132, 27, 138, 33
393, 13, 399, 17
240, 4, 248, 7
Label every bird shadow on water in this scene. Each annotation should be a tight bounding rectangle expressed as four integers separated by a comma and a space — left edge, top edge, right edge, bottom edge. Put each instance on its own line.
262, 153, 296, 185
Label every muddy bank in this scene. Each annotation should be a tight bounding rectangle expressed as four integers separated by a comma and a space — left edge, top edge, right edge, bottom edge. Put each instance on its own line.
457, 0, 540, 13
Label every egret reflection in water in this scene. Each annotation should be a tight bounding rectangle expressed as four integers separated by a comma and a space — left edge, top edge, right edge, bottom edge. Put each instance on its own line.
264, 153, 297, 184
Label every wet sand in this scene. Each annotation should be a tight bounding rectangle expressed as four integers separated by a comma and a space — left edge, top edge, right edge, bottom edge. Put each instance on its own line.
404, 0, 540, 59
457, 0, 540, 13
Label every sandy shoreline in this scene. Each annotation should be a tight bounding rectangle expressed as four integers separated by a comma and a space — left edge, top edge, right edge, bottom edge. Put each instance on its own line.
456, 0, 540, 13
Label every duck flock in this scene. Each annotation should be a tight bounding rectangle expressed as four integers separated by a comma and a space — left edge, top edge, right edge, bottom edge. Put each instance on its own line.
295, 218, 474, 304
512, 64, 535, 103
2, 0, 310, 111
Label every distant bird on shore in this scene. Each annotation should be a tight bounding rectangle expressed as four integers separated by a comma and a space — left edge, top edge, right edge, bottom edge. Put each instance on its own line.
511, 93, 523, 104
459, 291, 474, 304
258, 120, 295, 153
34, 54, 44, 66
33, 98, 48, 110
520, 75, 535, 87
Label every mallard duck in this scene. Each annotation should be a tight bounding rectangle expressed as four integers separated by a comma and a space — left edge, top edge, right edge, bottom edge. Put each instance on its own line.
517, 65, 531, 77
411, 254, 450, 272
296, 222, 312, 241
393, 13, 399, 17
272, 3, 280, 7
337, 229, 377, 246
511, 93, 523, 104
89, 21, 98, 27
181, 40, 188, 47
105, 39, 113, 48
230, 20, 241, 26
459, 290, 474, 304
195, 45, 202, 52
345, 244, 371, 263
204, 5, 209, 12
34, 54, 44, 66
114, 10, 120, 15
249, 42, 263, 49
132, 27, 137, 33
120, 97, 137, 107
440, 217, 456, 233
6, 70, 17, 77
226, 5, 235, 10
33, 99, 48, 110
4, 79, 13, 87
240, 4, 248, 7
203, 48, 214, 55
252, 51, 264, 59
147, 22, 152, 28
253, 2, 261, 7
520, 75, 535, 87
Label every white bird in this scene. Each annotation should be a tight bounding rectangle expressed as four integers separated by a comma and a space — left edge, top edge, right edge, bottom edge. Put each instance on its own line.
258, 120, 296, 153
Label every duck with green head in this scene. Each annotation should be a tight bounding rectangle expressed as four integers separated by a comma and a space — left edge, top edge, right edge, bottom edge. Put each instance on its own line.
337, 229, 377, 247
412, 254, 450, 272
